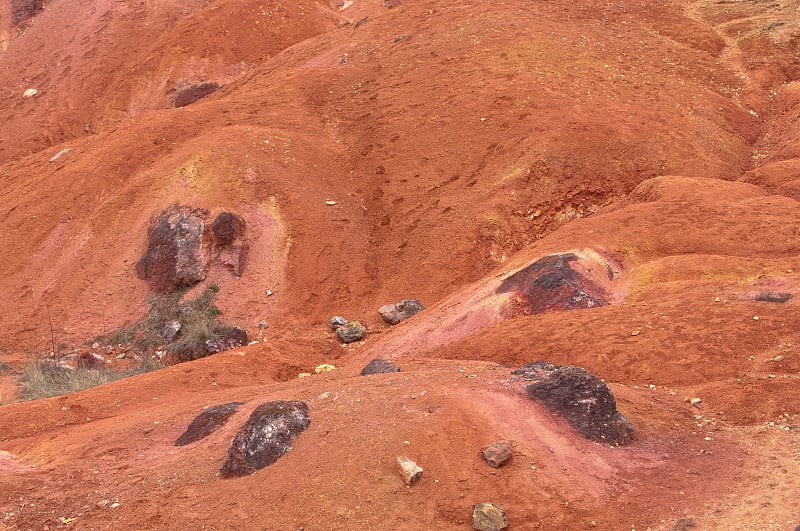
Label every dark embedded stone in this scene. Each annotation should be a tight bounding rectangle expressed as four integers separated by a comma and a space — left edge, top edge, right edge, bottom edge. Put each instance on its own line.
12, 0, 44, 24
173, 82, 221, 108
135, 205, 209, 293
360, 358, 400, 376
329, 316, 349, 329
220, 400, 310, 478
496, 253, 608, 314
473, 502, 508, 531
482, 440, 512, 468
519, 362, 633, 445
336, 321, 365, 343
378, 299, 425, 325
755, 291, 792, 303
205, 326, 248, 354
175, 402, 244, 446
211, 212, 245, 245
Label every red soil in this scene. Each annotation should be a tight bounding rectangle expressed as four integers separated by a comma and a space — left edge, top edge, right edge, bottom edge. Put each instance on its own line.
1, 0, 799, 529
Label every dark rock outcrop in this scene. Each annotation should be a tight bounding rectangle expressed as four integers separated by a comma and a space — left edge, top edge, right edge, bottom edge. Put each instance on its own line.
135, 206, 209, 293
496, 253, 608, 314
514, 362, 633, 445
220, 401, 310, 478
336, 321, 366, 343
175, 402, 244, 446
360, 358, 400, 376
173, 82, 221, 108
210, 212, 248, 277
378, 299, 425, 325
12, 0, 44, 24
755, 291, 792, 303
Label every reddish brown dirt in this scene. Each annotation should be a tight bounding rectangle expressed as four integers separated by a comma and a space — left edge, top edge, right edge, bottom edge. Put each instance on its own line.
1, 0, 800, 529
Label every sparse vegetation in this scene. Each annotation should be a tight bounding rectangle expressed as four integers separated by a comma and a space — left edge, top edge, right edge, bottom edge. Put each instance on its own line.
94, 283, 233, 361
18, 355, 163, 401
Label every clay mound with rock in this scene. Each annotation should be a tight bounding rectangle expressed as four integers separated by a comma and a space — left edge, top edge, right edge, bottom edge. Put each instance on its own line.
1, 0, 800, 530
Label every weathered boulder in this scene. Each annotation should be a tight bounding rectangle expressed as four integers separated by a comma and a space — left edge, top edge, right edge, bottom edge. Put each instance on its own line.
211, 212, 245, 244
175, 402, 244, 446
482, 440, 512, 468
336, 321, 365, 343
135, 206, 209, 293
220, 401, 310, 478
496, 253, 608, 314
514, 362, 633, 445
174, 82, 221, 108
473, 502, 508, 531
360, 358, 400, 376
378, 299, 425, 325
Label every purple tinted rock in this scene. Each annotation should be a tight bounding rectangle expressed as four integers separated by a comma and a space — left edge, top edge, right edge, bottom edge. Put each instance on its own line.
519, 362, 633, 445
174, 82, 221, 108
482, 440, 512, 468
135, 206, 209, 293
175, 402, 244, 446
220, 400, 310, 478
755, 291, 792, 303
378, 299, 425, 325
496, 254, 608, 314
211, 212, 245, 245
360, 358, 400, 376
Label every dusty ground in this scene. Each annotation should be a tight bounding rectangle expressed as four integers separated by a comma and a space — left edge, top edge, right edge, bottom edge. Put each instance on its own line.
1, 0, 799, 529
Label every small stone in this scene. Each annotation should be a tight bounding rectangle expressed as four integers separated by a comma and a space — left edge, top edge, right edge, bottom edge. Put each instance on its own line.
162, 321, 181, 343
49, 148, 71, 163
360, 358, 400, 376
631, 330, 640, 336
22, 88, 38, 98
258, 319, 268, 330
336, 321, 365, 343
472, 502, 508, 531
689, 397, 702, 407
315, 364, 336, 373
482, 440, 512, 468
396, 456, 423, 486
325, 200, 337, 205
329, 316, 349, 329
378, 299, 425, 325
753, 316, 760, 321
773, 355, 784, 362
92, 342, 100, 349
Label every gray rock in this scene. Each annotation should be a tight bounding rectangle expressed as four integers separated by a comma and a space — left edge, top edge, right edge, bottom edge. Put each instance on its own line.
220, 400, 310, 478
378, 299, 425, 325
473, 502, 508, 531
162, 321, 181, 343
482, 440, 512, 468
396, 456, 423, 486
329, 316, 349, 329
755, 291, 792, 303
360, 358, 400, 376
336, 321, 365, 343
